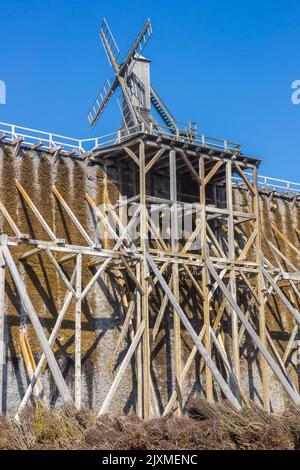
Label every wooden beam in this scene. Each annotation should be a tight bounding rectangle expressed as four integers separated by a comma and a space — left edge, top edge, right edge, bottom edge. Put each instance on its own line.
271, 223, 300, 259
0, 246, 5, 413
206, 258, 300, 406
17, 269, 76, 414
262, 264, 300, 325
2, 244, 73, 404
145, 147, 166, 173
75, 254, 82, 409
52, 185, 94, 247
179, 151, 201, 185
15, 179, 58, 241
45, 249, 77, 298
124, 146, 140, 167
234, 163, 255, 195
146, 253, 242, 410
0, 198, 25, 238
204, 161, 223, 186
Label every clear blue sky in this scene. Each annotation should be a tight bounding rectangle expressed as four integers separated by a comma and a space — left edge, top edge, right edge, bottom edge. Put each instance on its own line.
0, 0, 299, 180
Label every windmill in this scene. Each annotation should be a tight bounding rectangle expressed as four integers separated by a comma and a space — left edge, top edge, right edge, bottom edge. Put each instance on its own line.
87, 18, 179, 134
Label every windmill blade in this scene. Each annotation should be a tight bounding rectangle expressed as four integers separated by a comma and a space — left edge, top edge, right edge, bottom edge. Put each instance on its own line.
88, 77, 119, 127
150, 84, 177, 133
100, 18, 120, 68
119, 19, 152, 76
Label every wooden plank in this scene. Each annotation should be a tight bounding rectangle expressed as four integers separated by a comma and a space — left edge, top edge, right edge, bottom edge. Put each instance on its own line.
145, 147, 166, 174
75, 254, 82, 409
120, 255, 145, 296
200, 156, 213, 402
124, 146, 140, 167
15, 179, 58, 241
170, 148, 182, 415
19, 248, 44, 262
179, 151, 201, 185
85, 192, 122, 248
183, 265, 204, 298
271, 223, 300, 259
0, 198, 24, 237
204, 161, 223, 186
135, 263, 143, 418
237, 228, 257, 262
151, 278, 172, 341
17, 269, 76, 414
146, 253, 242, 410
139, 141, 151, 420
52, 185, 94, 246
262, 265, 300, 325
227, 161, 240, 387
234, 163, 255, 195
0, 247, 5, 413
206, 258, 300, 406
253, 167, 270, 411
46, 249, 77, 298
2, 245, 73, 404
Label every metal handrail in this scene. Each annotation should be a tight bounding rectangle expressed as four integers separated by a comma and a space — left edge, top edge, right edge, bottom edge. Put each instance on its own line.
233, 173, 300, 195
0, 122, 299, 194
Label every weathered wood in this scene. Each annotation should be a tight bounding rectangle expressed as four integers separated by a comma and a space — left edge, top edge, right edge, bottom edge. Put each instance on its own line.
46, 248, 77, 298
52, 185, 94, 246
146, 253, 242, 411
200, 156, 213, 402
75, 254, 82, 409
124, 146, 140, 167
0, 198, 24, 237
17, 269, 76, 414
2, 245, 73, 404
234, 163, 255, 195
204, 161, 223, 185
170, 149, 182, 415
262, 264, 300, 325
271, 224, 300, 259
0, 246, 5, 413
145, 147, 166, 173
15, 179, 58, 241
206, 258, 300, 406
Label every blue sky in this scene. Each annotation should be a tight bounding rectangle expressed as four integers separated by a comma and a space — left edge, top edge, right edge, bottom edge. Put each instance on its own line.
0, 0, 299, 180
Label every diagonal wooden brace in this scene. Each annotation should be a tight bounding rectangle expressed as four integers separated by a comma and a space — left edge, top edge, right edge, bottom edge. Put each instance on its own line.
2, 245, 73, 404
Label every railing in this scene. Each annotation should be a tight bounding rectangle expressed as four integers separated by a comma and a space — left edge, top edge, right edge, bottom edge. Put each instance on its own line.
0, 122, 144, 155
145, 122, 241, 153
0, 121, 241, 155
0, 122, 299, 194
233, 173, 300, 195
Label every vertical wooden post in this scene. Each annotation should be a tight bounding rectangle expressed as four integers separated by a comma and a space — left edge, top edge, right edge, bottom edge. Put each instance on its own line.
253, 167, 270, 411
139, 140, 151, 419
0, 243, 5, 413
199, 156, 213, 402
103, 163, 109, 250
170, 149, 182, 414
135, 262, 143, 418
75, 253, 82, 409
226, 161, 240, 386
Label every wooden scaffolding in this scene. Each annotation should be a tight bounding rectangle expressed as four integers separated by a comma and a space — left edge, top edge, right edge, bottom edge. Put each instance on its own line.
0, 129, 300, 419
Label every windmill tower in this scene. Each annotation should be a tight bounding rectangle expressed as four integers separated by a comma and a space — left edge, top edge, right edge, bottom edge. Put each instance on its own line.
88, 18, 178, 132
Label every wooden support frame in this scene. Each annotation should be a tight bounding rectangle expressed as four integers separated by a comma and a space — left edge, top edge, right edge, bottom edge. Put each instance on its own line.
0, 132, 299, 419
